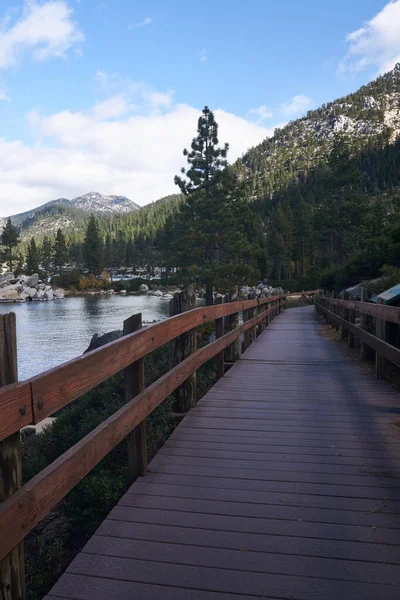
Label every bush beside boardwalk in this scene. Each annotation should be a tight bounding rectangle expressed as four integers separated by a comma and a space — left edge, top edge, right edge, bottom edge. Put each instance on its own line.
22, 324, 215, 600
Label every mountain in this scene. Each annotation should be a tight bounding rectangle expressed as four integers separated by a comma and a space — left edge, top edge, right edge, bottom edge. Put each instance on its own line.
1, 192, 139, 240
237, 63, 400, 200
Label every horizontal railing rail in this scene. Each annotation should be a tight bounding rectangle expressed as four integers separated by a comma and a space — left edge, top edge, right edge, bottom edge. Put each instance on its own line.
0, 289, 318, 571
315, 293, 400, 376
321, 297, 400, 325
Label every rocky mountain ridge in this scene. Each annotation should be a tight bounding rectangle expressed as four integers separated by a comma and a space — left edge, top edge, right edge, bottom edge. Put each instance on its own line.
0, 192, 139, 241
239, 63, 400, 199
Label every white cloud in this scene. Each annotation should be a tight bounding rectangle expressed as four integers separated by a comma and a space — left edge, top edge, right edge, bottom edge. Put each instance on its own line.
338, 0, 400, 75
0, 91, 11, 102
0, 83, 274, 216
200, 48, 207, 62
0, 1, 84, 69
129, 17, 152, 30
245, 105, 273, 124
281, 94, 312, 117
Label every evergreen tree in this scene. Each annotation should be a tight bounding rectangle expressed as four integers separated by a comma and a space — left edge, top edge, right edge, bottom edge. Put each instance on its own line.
15, 253, 24, 276
0, 218, 20, 272
54, 228, 68, 274
171, 106, 260, 304
83, 215, 104, 275
26, 237, 39, 274
41, 236, 53, 274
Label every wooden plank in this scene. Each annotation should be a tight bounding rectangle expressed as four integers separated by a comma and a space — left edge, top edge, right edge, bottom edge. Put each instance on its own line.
118, 491, 400, 529
83, 534, 400, 584
109, 504, 400, 544
65, 553, 399, 600
50, 573, 262, 600
0, 313, 25, 600
129, 479, 400, 513
138, 471, 400, 500
98, 518, 400, 564
123, 313, 147, 483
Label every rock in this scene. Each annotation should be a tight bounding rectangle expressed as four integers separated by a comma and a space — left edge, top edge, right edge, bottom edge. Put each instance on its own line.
119, 290, 127, 295
139, 284, 149, 293
151, 290, 163, 297
162, 293, 173, 299
20, 286, 37, 301
0, 288, 19, 301
26, 273, 39, 288
53, 289, 64, 299
21, 426, 37, 440
44, 289, 54, 300
85, 330, 123, 353
0, 272, 14, 284
33, 289, 45, 300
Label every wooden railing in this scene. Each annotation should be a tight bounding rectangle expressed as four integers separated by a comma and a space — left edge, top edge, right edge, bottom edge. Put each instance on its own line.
0, 289, 317, 597
315, 292, 400, 377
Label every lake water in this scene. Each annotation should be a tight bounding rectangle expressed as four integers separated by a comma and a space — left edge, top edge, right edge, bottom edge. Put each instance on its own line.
0, 295, 176, 381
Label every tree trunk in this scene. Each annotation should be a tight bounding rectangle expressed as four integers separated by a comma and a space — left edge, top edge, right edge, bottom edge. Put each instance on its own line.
205, 283, 213, 306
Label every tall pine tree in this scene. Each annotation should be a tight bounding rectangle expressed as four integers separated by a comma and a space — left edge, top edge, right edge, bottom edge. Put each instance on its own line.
83, 215, 104, 275
171, 106, 260, 304
54, 228, 68, 274
41, 236, 53, 274
26, 237, 39, 274
1, 218, 20, 272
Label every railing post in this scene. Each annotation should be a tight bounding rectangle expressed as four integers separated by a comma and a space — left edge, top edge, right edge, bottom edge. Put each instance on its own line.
360, 287, 374, 361
224, 289, 240, 368
341, 292, 349, 340
0, 313, 25, 600
376, 298, 386, 379
169, 285, 197, 411
247, 292, 256, 346
215, 296, 225, 379
123, 313, 147, 484
332, 291, 339, 330
243, 294, 250, 352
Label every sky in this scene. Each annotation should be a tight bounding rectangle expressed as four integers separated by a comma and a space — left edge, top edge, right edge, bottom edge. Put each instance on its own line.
0, 0, 399, 217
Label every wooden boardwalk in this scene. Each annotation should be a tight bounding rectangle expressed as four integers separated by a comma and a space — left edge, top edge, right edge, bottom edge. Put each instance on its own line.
47, 306, 400, 600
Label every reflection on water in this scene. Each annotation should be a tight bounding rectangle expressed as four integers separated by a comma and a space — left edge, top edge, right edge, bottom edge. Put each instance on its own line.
0, 295, 174, 380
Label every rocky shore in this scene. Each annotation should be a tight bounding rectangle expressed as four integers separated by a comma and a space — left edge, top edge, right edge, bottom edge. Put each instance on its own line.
0, 272, 64, 303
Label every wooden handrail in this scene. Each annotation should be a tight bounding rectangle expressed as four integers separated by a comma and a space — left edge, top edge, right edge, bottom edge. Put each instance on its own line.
317, 302, 400, 367
322, 297, 400, 325
0, 299, 283, 561
0, 291, 317, 442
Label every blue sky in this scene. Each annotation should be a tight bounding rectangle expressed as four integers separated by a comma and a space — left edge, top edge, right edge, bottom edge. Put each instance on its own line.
0, 0, 399, 216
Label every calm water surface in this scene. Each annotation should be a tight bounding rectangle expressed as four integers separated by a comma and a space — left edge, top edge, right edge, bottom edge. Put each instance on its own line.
0, 295, 176, 380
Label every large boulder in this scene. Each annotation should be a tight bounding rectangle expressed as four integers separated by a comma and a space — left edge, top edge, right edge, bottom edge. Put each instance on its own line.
0, 272, 14, 285
139, 284, 149, 293
20, 286, 37, 301
151, 290, 163, 297
0, 288, 19, 301
44, 289, 54, 300
33, 289, 44, 300
53, 289, 64, 299
26, 273, 39, 288
85, 330, 123, 353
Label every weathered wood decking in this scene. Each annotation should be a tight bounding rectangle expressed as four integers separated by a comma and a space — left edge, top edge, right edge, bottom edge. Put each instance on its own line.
47, 306, 400, 599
